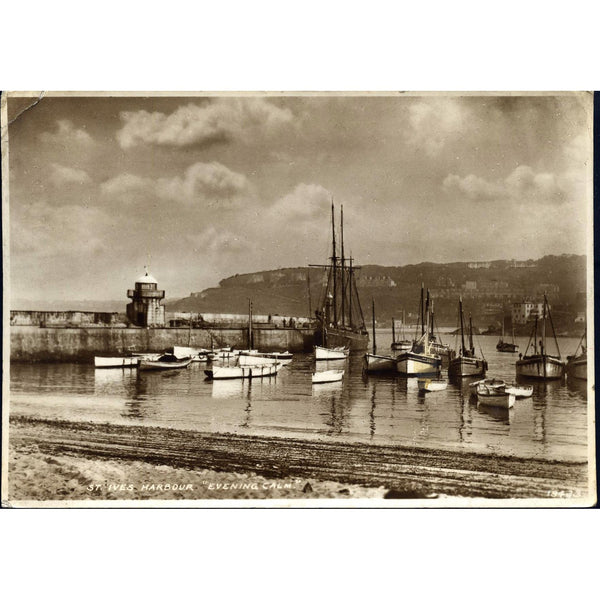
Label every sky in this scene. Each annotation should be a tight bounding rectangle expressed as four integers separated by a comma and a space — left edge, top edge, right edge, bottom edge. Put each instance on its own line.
5, 92, 593, 303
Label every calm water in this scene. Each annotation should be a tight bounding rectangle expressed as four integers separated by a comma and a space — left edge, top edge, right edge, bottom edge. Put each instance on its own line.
9, 332, 590, 461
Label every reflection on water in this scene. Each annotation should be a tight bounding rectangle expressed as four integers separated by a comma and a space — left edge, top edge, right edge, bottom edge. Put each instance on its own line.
9, 333, 590, 460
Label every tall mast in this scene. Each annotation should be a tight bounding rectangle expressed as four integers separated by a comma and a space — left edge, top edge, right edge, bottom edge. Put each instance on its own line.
468, 313, 474, 355
331, 201, 338, 326
306, 268, 312, 318
392, 317, 396, 344
541, 297, 546, 357
248, 299, 253, 351
340, 205, 346, 328
420, 283, 425, 336
459, 297, 466, 356
430, 298, 435, 339
348, 256, 354, 328
371, 299, 377, 354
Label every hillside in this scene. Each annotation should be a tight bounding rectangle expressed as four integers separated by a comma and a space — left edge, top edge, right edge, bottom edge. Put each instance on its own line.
166, 254, 587, 330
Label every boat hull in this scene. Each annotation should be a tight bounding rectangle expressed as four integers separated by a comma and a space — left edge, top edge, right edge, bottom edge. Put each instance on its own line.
396, 351, 441, 376
363, 353, 396, 372
417, 378, 448, 392
205, 363, 281, 380
497, 342, 518, 353
448, 356, 486, 378
312, 369, 344, 384
515, 355, 565, 379
320, 327, 369, 351
94, 356, 139, 368
139, 357, 193, 371
476, 384, 515, 408
566, 355, 587, 380
315, 346, 349, 360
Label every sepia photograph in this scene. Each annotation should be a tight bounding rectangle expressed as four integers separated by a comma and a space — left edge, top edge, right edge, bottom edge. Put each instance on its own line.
1, 91, 595, 507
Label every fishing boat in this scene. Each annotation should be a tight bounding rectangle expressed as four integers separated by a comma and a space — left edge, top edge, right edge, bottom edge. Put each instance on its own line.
448, 298, 487, 378
391, 311, 412, 352
515, 294, 565, 379
364, 299, 396, 372
310, 202, 369, 351
315, 345, 349, 360
417, 377, 448, 392
476, 382, 515, 408
566, 330, 587, 380
503, 383, 533, 398
94, 356, 139, 368
138, 354, 193, 371
496, 312, 519, 353
397, 288, 441, 376
312, 369, 344, 384
468, 378, 506, 389
205, 362, 282, 380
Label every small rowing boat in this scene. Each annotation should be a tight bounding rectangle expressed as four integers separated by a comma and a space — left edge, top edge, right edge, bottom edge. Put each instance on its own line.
312, 369, 344, 384
315, 345, 349, 360
138, 354, 193, 371
205, 362, 282, 380
476, 382, 515, 408
417, 378, 448, 392
94, 356, 139, 369
503, 383, 533, 398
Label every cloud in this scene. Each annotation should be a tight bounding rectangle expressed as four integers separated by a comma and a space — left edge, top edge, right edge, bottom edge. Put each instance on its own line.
268, 183, 331, 221
100, 161, 252, 207
39, 119, 95, 147
49, 163, 92, 187
406, 98, 468, 156
116, 98, 294, 149
187, 226, 253, 255
11, 202, 110, 258
443, 164, 564, 204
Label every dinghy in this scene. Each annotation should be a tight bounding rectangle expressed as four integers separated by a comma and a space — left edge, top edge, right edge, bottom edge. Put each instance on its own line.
205, 362, 282, 380
312, 369, 344, 384
138, 354, 193, 371
476, 382, 515, 408
94, 356, 139, 369
503, 383, 533, 398
315, 345, 349, 360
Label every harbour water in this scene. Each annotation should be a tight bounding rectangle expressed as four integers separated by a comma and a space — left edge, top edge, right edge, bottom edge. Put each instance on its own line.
9, 332, 589, 462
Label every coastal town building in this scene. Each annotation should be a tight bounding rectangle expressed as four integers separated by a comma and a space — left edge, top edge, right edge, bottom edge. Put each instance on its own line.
511, 300, 547, 325
126, 272, 165, 327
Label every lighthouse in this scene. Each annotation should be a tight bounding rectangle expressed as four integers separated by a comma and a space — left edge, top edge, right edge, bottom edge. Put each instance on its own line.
126, 271, 165, 327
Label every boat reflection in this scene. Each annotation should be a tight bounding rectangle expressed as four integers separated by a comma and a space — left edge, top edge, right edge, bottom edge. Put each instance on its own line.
211, 378, 247, 400
476, 402, 511, 423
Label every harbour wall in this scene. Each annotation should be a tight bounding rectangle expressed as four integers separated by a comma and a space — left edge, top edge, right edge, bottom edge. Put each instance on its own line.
10, 325, 317, 362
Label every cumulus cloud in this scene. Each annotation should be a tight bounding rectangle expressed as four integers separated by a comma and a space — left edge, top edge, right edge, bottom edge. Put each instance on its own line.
116, 98, 294, 149
443, 164, 564, 204
269, 183, 331, 220
49, 163, 92, 187
39, 119, 95, 146
100, 161, 252, 207
406, 98, 468, 156
12, 202, 110, 258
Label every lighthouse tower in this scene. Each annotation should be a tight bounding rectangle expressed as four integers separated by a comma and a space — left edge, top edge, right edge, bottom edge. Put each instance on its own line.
126, 271, 165, 327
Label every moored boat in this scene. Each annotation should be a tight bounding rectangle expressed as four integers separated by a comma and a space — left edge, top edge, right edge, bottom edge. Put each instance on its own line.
138, 354, 193, 371
315, 345, 349, 360
364, 299, 396, 372
312, 369, 344, 384
94, 356, 139, 368
496, 313, 519, 353
417, 378, 448, 392
171, 345, 212, 362
311, 202, 369, 351
503, 383, 533, 398
205, 362, 282, 380
566, 330, 587, 380
515, 294, 565, 380
448, 298, 487, 378
391, 312, 412, 353
476, 383, 515, 409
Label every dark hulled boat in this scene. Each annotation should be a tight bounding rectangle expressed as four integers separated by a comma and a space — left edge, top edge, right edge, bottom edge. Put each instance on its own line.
496, 312, 519, 353
311, 203, 369, 351
448, 298, 487, 378
515, 294, 565, 380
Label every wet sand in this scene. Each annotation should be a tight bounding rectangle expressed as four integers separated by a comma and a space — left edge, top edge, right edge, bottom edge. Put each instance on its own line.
5, 416, 591, 504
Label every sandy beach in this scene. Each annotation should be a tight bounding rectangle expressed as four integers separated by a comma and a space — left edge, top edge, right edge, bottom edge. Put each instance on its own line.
4, 415, 591, 505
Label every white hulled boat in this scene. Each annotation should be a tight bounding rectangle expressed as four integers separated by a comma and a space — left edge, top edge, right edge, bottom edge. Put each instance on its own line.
448, 298, 487, 378
205, 362, 282, 380
94, 356, 139, 368
476, 382, 515, 409
315, 345, 349, 360
139, 354, 193, 371
364, 299, 396, 372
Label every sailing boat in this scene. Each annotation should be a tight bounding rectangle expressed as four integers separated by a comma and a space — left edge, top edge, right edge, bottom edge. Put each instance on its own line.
448, 298, 487, 378
391, 310, 412, 352
311, 202, 369, 351
566, 329, 587, 380
496, 310, 518, 353
427, 297, 453, 363
364, 299, 397, 372
396, 288, 441, 376
515, 294, 565, 379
